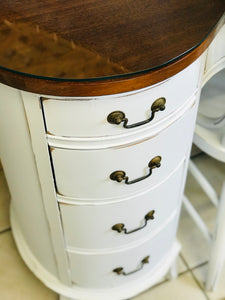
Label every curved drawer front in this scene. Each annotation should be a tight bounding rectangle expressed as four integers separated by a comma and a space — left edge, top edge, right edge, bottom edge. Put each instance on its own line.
42, 58, 200, 138
67, 214, 177, 288
50, 101, 197, 200
59, 161, 184, 250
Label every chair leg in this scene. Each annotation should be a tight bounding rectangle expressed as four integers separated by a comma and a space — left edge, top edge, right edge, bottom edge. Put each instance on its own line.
189, 160, 219, 206
206, 182, 225, 291
183, 195, 211, 242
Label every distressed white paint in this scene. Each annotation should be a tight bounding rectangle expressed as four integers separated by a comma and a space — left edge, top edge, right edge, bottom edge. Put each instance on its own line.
59, 161, 185, 250
46, 91, 199, 151
11, 206, 180, 300
0, 22, 224, 300
66, 213, 178, 288
50, 99, 198, 201
0, 85, 58, 278
42, 58, 201, 138
22, 92, 72, 284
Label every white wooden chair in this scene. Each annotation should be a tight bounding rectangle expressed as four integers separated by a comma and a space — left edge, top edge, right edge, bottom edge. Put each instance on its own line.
183, 69, 225, 291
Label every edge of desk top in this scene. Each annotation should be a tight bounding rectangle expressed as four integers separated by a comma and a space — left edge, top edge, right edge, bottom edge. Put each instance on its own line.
0, 1, 224, 97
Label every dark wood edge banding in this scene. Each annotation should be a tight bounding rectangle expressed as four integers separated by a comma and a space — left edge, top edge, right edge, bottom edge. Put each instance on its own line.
0, 14, 224, 97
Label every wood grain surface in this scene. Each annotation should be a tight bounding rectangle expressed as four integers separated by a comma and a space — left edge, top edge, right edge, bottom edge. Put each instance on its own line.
0, 0, 224, 96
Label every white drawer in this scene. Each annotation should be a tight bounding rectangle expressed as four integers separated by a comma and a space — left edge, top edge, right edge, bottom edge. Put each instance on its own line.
67, 214, 178, 288
59, 161, 184, 250
42, 58, 200, 138
50, 101, 197, 201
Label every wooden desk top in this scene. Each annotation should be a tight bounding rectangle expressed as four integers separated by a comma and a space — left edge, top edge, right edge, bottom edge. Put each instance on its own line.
0, 1, 224, 96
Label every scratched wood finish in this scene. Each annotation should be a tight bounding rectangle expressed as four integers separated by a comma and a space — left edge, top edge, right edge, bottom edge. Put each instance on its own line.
0, 0, 224, 96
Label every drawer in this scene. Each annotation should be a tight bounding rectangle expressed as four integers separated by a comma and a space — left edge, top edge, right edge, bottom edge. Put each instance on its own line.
67, 214, 178, 288
42, 58, 201, 138
59, 161, 184, 250
50, 101, 197, 200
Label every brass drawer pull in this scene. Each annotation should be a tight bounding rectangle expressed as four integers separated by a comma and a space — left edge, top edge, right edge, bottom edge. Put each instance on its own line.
110, 156, 161, 185
112, 210, 155, 234
107, 97, 166, 129
113, 256, 150, 276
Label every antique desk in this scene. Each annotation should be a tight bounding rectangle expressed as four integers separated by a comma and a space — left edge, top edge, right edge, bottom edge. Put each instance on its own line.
0, 1, 224, 299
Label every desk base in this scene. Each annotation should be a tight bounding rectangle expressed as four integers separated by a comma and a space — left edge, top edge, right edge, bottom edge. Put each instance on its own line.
10, 205, 180, 300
